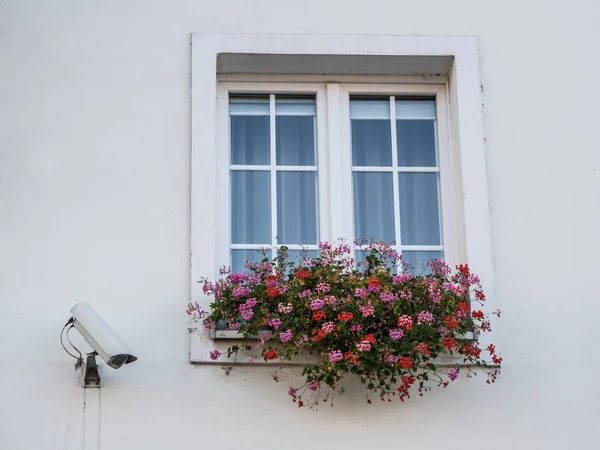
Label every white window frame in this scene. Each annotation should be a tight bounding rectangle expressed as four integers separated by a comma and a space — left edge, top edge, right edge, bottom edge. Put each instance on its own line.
190, 33, 495, 363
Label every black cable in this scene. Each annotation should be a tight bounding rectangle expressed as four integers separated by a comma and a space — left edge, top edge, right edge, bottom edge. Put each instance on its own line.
60, 322, 80, 360
65, 325, 82, 360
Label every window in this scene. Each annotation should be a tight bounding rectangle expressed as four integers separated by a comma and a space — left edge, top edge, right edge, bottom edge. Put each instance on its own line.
191, 33, 495, 362
217, 82, 457, 274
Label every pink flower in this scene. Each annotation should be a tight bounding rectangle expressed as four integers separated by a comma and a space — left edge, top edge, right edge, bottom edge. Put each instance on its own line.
277, 303, 294, 314
288, 386, 298, 396
448, 368, 459, 381
350, 324, 363, 333
325, 295, 337, 305
360, 303, 375, 317
227, 322, 241, 330
322, 321, 335, 334
316, 283, 331, 293
356, 340, 372, 352
328, 350, 344, 363
279, 329, 293, 343
400, 289, 413, 301
247, 273, 261, 285
269, 318, 283, 330
209, 349, 222, 360
240, 310, 254, 321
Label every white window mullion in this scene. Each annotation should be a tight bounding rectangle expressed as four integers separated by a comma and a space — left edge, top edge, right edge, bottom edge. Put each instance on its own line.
389, 95, 403, 266
327, 84, 355, 252
269, 94, 277, 259
315, 87, 330, 244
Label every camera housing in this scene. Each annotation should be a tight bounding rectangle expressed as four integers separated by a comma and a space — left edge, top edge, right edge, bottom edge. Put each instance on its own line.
70, 302, 137, 369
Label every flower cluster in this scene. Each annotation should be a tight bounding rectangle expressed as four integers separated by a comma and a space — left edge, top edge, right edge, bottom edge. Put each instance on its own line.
192, 241, 501, 407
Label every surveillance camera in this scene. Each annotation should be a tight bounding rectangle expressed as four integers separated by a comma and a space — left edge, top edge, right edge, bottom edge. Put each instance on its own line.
70, 302, 137, 369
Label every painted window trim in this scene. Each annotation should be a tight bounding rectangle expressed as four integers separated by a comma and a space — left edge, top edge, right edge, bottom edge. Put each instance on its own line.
190, 33, 495, 364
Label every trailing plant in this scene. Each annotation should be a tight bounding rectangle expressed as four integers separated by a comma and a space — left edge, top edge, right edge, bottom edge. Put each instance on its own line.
188, 241, 501, 408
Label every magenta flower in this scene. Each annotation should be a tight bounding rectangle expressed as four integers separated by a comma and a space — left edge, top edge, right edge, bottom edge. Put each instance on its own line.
328, 350, 344, 363
448, 368, 459, 381
307, 381, 321, 391
385, 354, 399, 363
209, 349, 222, 360
298, 289, 312, 299
279, 329, 293, 343
393, 274, 413, 284
350, 324, 363, 333
354, 288, 369, 299
309, 299, 325, 311
240, 310, 254, 321
417, 310, 434, 324
230, 272, 247, 284
232, 286, 251, 298
380, 292, 399, 303
389, 329, 404, 341
269, 318, 283, 330
247, 273, 261, 285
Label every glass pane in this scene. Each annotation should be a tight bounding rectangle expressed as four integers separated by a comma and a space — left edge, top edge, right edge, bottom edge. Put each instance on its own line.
231, 249, 269, 274
350, 100, 392, 167
397, 120, 437, 167
231, 171, 271, 244
276, 99, 316, 166
230, 99, 270, 165
399, 173, 441, 245
353, 172, 395, 243
276, 172, 318, 245
402, 251, 443, 275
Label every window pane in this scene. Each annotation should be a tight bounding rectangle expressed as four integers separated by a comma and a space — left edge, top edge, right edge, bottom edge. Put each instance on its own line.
277, 171, 318, 245
231, 171, 271, 244
399, 173, 441, 245
402, 251, 443, 275
397, 120, 436, 167
350, 100, 392, 166
276, 99, 316, 166
230, 99, 270, 165
231, 249, 268, 274
353, 172, 395, 243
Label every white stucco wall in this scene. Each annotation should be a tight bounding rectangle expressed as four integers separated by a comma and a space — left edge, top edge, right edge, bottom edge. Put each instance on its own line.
1, 1, 599, 449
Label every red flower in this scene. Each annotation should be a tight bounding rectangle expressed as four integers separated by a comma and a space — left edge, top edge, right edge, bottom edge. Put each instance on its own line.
295, 269, 311, 280
457, 264, 470, 276
344, 351, 360, 365
368, 279, 381, 288
442, 337, 456, 350
365, 334, 376, 344
415, 342, 431, 356
337, 312, 354, 322
266, 273, 281, 281
444, 317, 460, 329
266, 288, 280, 297
398, 357, 413, 369
312, 331, 326, 342
313, 310, 327, 322
471, 310, 484, 320
456, 302, 469, 313
475, 290, 486, 301
264, 349, 278, 360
